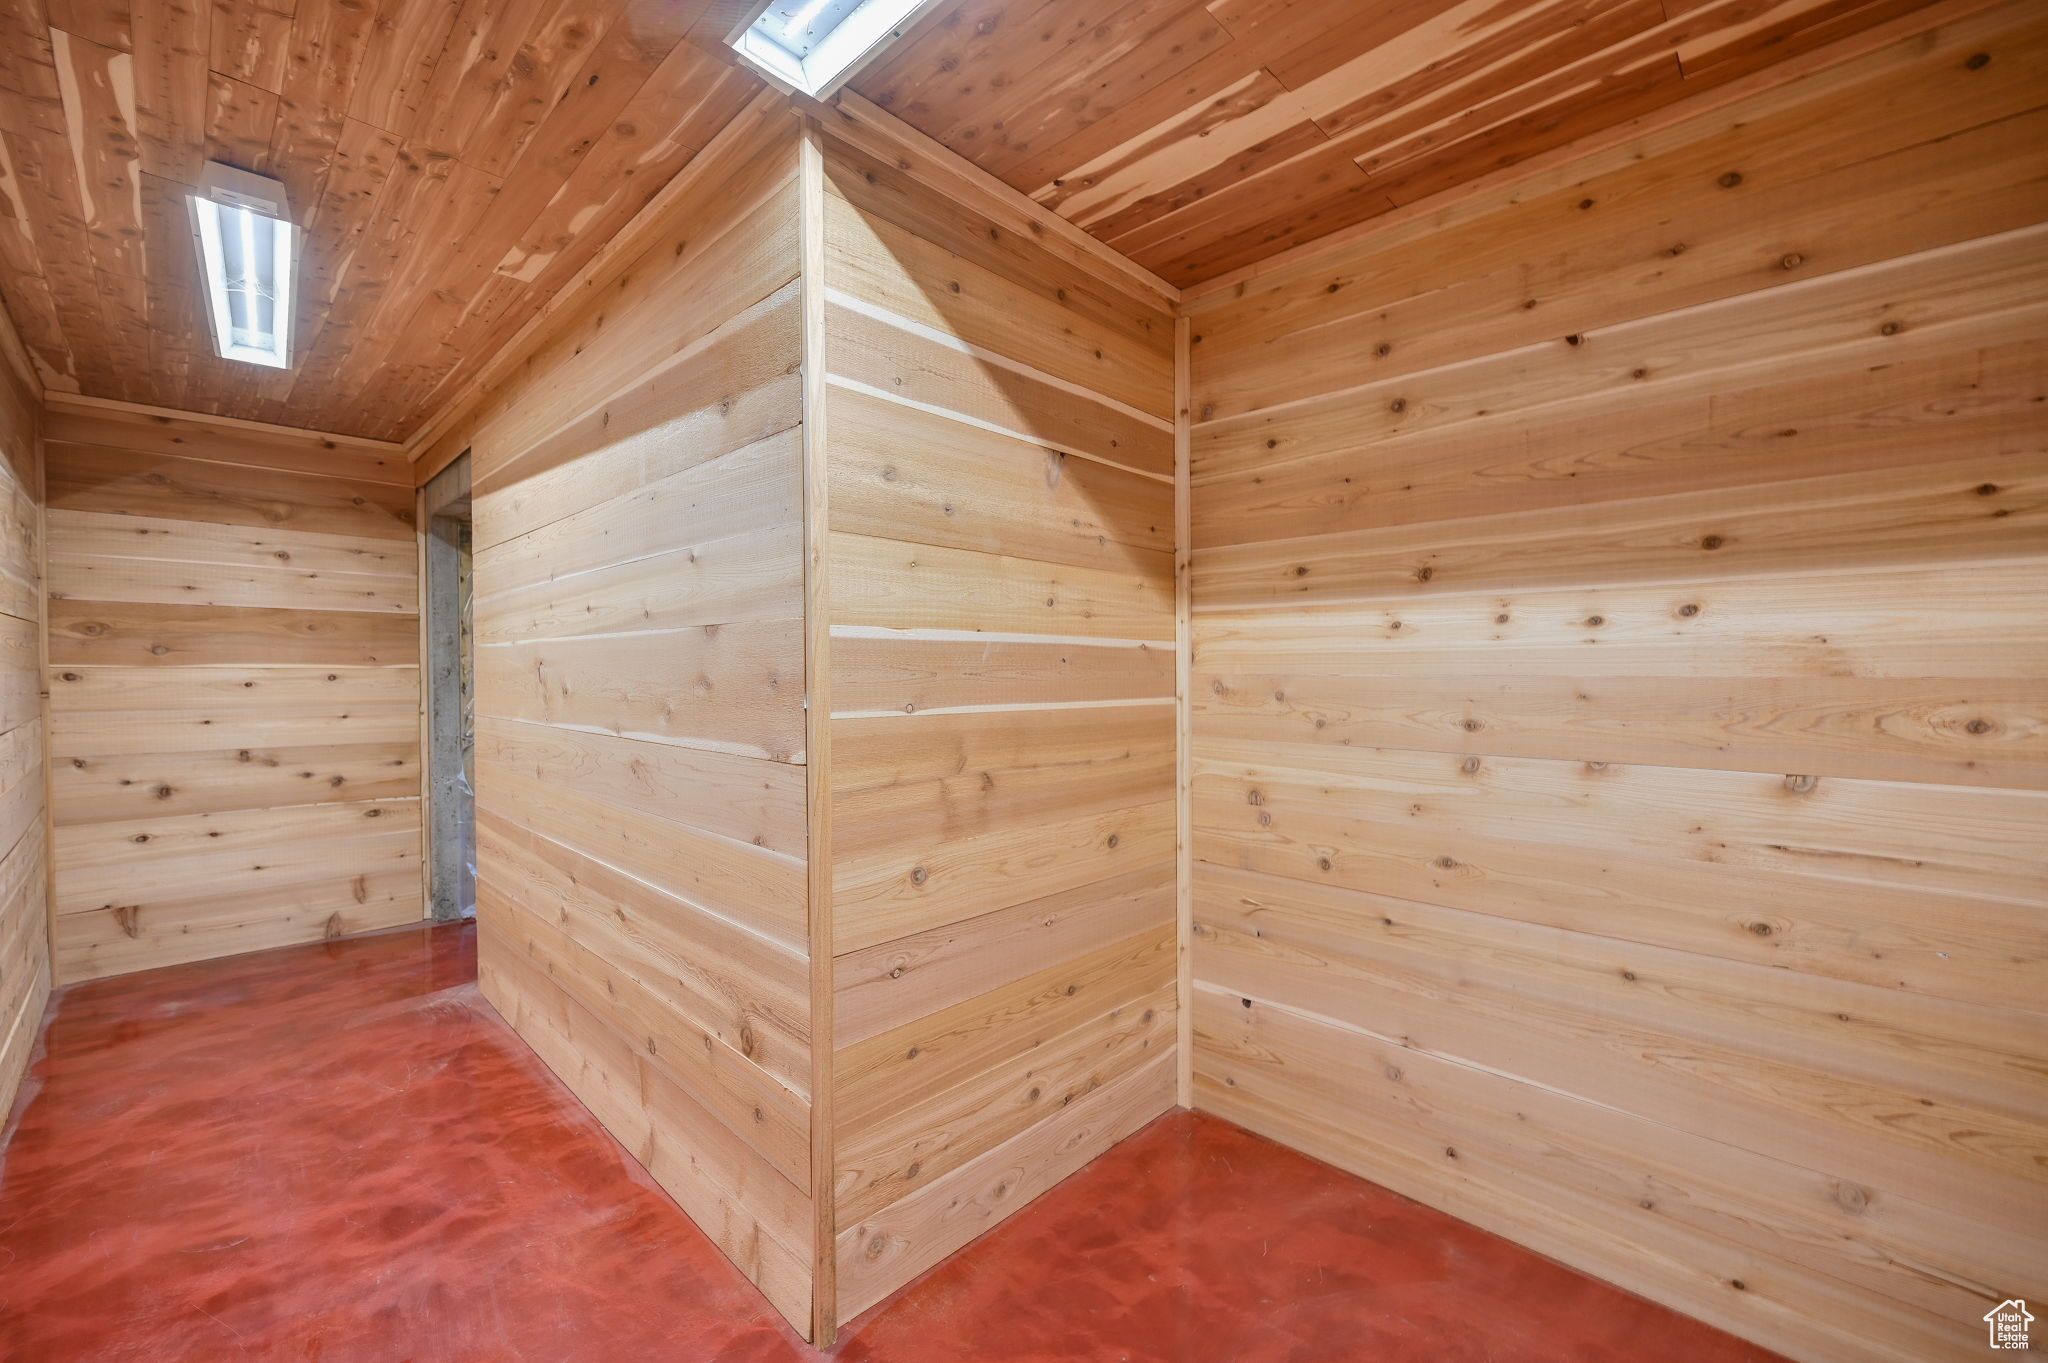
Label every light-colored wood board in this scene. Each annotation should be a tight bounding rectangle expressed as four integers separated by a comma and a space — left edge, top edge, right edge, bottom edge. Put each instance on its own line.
1195, 893, 2046, 1237
823, 190, 1174, 419
1191, 338, 2047, 537
477, 757, 807, 954
1197, 668, 2045, 789
833, 799, 1176, 956
1195, 863, 2048, 1129
478, 808, 811, 1097
829, 533, 1172, 643
1192, 562, 2048, 680
832, 705, 1176, 855
1195, 736, 2047, 905
1193, 988, 2024, 1363
475, 715, 806, 860
829, 633, 1175, 717
478, 932, 814, 1328
833, 862, 1174, 1049
56, 867, 423, 982
1191, 451, 2048, 610
827, 304, 1175, 480
54, 797, 422, 912
52, 740, 420, 822
827, 385, 1173, 574
476, 618, 806, 763
41, 400, 411, 483
469, 286, 803, 555
482, 868, 812, 1192
834, 1048, 1175, 1320
837, 976, 1175, 1223
46, 441, 417, 539
49, 600, 421, 667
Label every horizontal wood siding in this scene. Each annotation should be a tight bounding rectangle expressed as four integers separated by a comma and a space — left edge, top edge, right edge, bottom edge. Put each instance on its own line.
819, 123, 1181, 1324
0, 352, 45, 1121
1183, 7, 2048, 1362
458, 102, 818, 1336
44, 402, 421, 981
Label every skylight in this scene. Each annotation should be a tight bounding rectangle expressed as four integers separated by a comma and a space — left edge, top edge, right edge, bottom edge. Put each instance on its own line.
729, 0, 940, 100
185, 163, 299, 369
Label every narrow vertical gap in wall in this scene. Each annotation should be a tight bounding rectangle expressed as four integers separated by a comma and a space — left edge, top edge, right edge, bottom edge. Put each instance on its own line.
422, 452, 475, 923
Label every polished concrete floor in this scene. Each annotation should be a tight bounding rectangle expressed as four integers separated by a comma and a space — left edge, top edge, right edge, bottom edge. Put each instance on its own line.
0, 923, 1786, 1362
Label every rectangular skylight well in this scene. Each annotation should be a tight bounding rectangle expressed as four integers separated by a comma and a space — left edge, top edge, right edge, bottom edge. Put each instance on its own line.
186, 163, 299, 369
730, 0, 942, 99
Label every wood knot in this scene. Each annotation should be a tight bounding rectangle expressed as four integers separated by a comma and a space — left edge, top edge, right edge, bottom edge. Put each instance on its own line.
1964, 51, 1990, 69
1784, 774, 1818, 794
1700, 535, 1724, 550
1678, 603, 1700, 617
1879, 321, 1902, 336
1779, 253, 1804, 270
1718, 172, 1743, 188
1965, 718, 1994, 735
909, 866, 927, 886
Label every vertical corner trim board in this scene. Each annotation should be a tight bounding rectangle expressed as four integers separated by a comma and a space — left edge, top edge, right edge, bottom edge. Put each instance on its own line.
41, 398, 423, 983
1182, 6, 2048, 1362
0, 336, 46, 1120
815, 111, 1182, 1326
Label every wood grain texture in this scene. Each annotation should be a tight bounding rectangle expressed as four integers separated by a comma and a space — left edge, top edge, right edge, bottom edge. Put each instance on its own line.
0, 342, 45, 1124
851, 0, 1971, 285
465, 106, 820, 1339
1185, 11, 2048, 1361
45, 409, 422, 983
0, 0, 766, 440
818, 113, 1179, 1329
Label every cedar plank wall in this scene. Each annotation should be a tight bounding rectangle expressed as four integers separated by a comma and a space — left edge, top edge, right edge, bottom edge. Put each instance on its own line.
1182, 6, 2048, 1362
817, 119, 1181, 1322
0, 351, 46, 1116
43, 402, 421, 982
448, 102, 820, 1334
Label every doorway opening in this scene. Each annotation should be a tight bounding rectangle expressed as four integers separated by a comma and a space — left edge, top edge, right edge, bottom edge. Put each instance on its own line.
422, 453, 474, 922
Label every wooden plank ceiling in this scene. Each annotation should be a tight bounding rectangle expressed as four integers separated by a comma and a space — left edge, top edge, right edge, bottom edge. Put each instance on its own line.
0, 0, 1955, 437
0, 0, 763, 440
850, 0, 1950, 286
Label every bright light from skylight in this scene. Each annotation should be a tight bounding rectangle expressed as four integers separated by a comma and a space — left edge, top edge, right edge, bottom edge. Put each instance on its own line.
186, 163, 299, 369
730, 0, 940, 99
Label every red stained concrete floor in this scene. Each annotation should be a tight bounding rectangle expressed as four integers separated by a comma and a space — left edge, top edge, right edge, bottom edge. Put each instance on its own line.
0, 923, 1788, 1363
